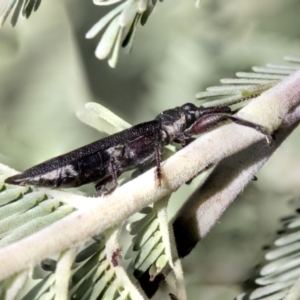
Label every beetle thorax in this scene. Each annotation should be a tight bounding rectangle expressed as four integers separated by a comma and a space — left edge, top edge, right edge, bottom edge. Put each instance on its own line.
157, 108, 187, 143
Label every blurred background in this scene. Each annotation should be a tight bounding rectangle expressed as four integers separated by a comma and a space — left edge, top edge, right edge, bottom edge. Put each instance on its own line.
0, 0, 300, 299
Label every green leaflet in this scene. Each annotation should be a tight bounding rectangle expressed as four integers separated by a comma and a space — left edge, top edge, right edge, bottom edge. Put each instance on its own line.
86, 0, 158, 67
0, 0, 42, 26
0, 172, 75, 246
196, 59, 300, 109
236, 204, 300, 300
126, 199, 174, 281
22, 237, 144, 300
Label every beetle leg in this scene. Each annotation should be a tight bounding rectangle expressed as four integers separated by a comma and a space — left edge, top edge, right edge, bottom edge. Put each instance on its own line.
227, 116, 273, 145
109, 158, 119, 187
95, 176, 113, 195
187, 113, 273, 146
174, 137, 196, 147
95, 159, 119, 196
154, 144, 162, 186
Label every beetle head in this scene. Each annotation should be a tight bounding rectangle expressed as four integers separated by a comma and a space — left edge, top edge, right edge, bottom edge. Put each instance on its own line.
181, 102, 199, 127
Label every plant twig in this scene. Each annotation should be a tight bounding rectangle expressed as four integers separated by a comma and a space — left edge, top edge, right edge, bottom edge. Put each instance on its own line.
0, 70, 299, 282
173, 69, 300, 257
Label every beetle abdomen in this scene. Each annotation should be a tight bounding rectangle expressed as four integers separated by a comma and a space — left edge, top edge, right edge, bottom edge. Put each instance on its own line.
5, 151, 109, 188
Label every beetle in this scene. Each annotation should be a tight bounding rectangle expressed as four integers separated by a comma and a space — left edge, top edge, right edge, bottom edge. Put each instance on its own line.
5, 103, 272, 194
